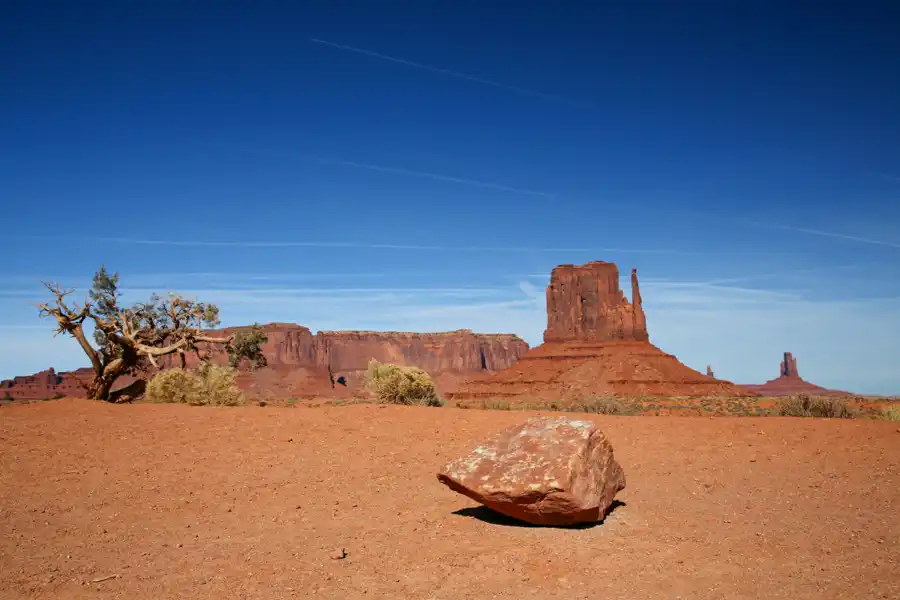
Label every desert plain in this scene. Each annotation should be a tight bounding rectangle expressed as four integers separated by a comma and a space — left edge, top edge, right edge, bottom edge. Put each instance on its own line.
2, 398, 899, 600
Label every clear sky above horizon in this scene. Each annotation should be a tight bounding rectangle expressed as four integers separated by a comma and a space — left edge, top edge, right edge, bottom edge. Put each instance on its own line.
2, 1, 899, 394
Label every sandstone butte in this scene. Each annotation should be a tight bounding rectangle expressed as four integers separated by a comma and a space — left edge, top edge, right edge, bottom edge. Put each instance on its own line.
0, 326, 529, 401
739, 351, 853, 397
448, 261, 757, 405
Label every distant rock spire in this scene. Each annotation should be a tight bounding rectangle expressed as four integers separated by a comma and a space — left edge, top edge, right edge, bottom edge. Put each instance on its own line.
780, 352, 799, 377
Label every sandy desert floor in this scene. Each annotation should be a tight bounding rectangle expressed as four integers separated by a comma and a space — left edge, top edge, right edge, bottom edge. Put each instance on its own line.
1, 399, 899, 600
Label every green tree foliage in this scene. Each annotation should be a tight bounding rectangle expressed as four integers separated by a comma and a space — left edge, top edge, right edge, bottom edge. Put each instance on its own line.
228, 326, 269, 369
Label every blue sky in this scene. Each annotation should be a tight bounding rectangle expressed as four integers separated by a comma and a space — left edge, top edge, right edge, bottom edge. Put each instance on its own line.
2, 1, 899, 394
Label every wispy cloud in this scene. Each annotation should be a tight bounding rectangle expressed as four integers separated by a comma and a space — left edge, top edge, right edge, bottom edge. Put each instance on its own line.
309, 38, 588, 108
12, 234, 714, 255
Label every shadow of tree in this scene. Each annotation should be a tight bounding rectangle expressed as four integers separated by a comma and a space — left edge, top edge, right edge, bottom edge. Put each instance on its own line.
451, 499, 626, 529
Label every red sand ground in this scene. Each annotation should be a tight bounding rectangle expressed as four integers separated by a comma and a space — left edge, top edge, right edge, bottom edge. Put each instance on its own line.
2, 399, 899, 599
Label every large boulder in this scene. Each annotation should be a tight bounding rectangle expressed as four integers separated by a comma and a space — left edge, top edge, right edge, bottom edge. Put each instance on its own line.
437, 416, 625, 526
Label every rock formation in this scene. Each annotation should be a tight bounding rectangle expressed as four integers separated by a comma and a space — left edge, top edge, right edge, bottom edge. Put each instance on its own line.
449, 261, 756, 404
437, 416, 625, 526
706, 365, 714, 377
1, 325, 528, 401
544, 262, 648, 343
741, 352, 853, 396
0, 368, 94, 401
780, 352, 798, 377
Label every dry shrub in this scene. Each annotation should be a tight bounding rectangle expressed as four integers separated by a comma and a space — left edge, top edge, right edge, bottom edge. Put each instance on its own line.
562, 397, 630, 415
365, 360, 443, 406
145, 363, 245, 406
774, 394, 857, 419
477, 398, 513, 410
878, 405, 900, 422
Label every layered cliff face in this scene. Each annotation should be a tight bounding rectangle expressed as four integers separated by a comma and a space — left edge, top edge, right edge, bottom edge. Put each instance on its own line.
3, 324, 529, 400
544, 261, 648, 343
450, 261, 755, 404
741, 352, 853, 397
180, 324, 526, 374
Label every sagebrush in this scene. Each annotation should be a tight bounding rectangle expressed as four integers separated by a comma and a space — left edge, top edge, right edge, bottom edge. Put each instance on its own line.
561, 397, 632, 415
774, 394, 857, 419
879, 405, 900, 422
145, 363, 245, 406
365, 360, 443, 406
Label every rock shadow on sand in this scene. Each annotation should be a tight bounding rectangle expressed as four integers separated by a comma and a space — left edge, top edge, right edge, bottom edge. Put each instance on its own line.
451, 500, 626, 529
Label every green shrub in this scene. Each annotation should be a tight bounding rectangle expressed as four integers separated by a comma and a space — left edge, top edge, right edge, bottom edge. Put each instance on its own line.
365, 360, 443, 406
145, 363, 244, 406
774, 394, 857, 419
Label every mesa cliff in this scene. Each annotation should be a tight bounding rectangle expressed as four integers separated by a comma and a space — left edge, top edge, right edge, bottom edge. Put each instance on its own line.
740, 352, 853, 396
0, 325, 528, 401
449, 261, 756, 404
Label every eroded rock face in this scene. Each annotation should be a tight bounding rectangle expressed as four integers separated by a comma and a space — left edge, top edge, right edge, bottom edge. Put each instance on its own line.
437, 416, 626, 526
544, 261, 648, 343
706, 365, 715, 377
780, 352, 799, 378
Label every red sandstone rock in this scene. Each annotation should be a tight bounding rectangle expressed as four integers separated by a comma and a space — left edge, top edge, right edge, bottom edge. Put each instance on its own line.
451, 261, 755, 402
741, 352, 854, 397
0, 368, 104, 402
437, 416, 625, 526
631, 268, 649, 343
3, 325, 528, 401
544, 262, 648, 343
780, 352, 799, 377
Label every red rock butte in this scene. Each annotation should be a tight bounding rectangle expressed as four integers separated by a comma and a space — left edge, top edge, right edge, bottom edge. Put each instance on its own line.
449, 261, 756, 404
740, 351, 853, 397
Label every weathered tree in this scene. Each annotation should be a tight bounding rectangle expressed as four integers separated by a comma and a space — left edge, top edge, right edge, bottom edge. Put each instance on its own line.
38, 266, 267, 403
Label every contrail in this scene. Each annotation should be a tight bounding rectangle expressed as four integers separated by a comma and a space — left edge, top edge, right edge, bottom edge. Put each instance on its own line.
631, 203, 900, 251
309, 38, 588, 107
311, 155, 556, 198
700, 263, 864, 285
209, 142, 557, 199
747, 221, 900, 249
868, 171, 900, 183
